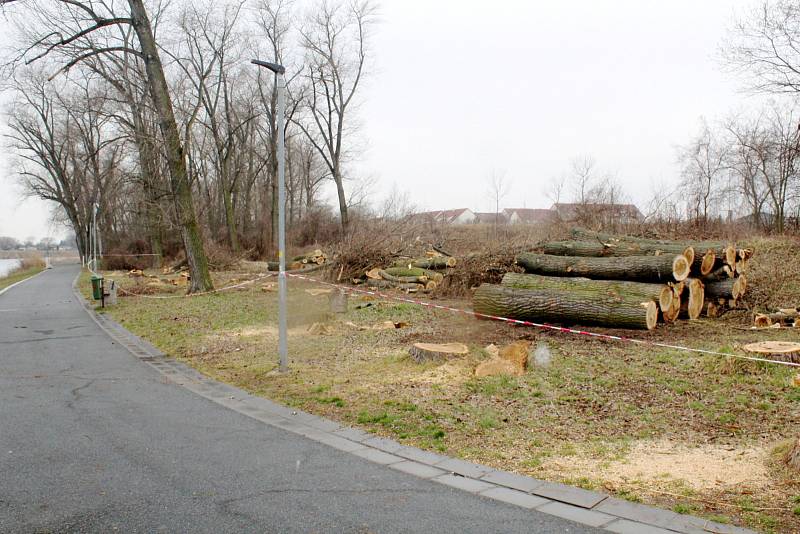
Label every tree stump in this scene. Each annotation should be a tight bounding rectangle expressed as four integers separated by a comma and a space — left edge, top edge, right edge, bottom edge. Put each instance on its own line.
742, 341, 800, 363
409, 342, 469, 363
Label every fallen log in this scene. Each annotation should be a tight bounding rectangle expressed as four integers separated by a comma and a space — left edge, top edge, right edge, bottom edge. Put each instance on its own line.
394, 257, 456, 270
516, 252, 690, 282
754, 309, 799, 327
473, 284, 658, 330
366, 278, 424, 292
705, 276, 747, 301
383, 266, 444, 283
569, 228, 743, 272
378, 269, 428, 284
539, 240, 695, 260
500, 273, 670, 308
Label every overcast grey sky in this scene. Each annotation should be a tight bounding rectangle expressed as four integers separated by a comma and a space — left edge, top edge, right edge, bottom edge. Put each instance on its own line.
0, 0, 764, 240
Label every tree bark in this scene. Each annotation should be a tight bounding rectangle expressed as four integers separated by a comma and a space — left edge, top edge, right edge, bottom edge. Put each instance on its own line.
128, 0, 212, 292
473, 284, 658, 330
540, 240, 694, 258
501, 272, 668, 303
516, 252, 686, 282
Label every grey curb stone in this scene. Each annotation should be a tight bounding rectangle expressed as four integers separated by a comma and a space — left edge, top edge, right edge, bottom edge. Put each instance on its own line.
314, 434, 366, 453
604, 519, 675, 534
351, 448, 403, 465
480, 470, 545, 493
532, 481, 607, 508
74, 279, 758, 534
535, 501, 615, 528
594, 498, 683, 531
433, 474, 494, 494
434, 457, 493, 478
331, 427, 372, 442
393, 446, 448, 466
361, 436, 403, 453
479, 487, 549, 509
388, 460, 446, 479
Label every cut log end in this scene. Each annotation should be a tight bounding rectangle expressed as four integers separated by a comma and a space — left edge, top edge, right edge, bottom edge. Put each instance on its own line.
686, 279, 705, 320
724, 245, 737, 268
682, 246, 695, 266
644, 300, 658, 330
700, 250, 716, 276
659, 286, 674, 313
672, 254, 691, 282
409, 342, 469, 363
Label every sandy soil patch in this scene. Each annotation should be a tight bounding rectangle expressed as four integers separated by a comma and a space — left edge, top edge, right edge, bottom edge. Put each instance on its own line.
544, 439, 770, 491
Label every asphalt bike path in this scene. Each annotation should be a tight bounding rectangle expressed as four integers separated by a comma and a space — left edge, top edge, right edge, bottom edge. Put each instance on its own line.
0, 265, 596, 533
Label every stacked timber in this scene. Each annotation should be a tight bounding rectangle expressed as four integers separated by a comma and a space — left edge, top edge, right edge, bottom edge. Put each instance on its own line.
472, 228, 751, 330
353, 253, 457, 293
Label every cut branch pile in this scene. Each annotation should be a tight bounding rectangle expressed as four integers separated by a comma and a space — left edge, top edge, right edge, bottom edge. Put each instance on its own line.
472, 228, 752, 330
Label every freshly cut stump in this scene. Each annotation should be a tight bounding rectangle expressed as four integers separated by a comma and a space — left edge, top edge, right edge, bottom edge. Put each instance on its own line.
409, 342, 469, 363
742, 341, 800, 363
473, 284, 658, 330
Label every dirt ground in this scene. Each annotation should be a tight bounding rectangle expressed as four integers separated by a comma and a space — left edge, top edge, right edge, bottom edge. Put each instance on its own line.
82, 241, 800, 533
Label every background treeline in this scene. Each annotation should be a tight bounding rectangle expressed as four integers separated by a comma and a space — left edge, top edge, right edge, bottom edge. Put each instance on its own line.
1, 0, 376, 291
2, 0, 800, 293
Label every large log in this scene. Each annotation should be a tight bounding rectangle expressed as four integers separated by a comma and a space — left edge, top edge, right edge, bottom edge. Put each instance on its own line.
539, 240, 695, 259
516, 252, 689, 282
383, 266, 444, 283
394, 257, 456, 270
473, 284, 658, 330
569, 228, 744, 271
704, 276, 746, 301
500, 272, 669, 306
366, 278, 424, 292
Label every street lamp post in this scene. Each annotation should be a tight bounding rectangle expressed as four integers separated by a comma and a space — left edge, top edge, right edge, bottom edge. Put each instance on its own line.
252, 58, 288, 373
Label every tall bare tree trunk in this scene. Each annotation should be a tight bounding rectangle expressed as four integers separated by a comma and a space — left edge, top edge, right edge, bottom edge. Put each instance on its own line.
334, 167, 349, 231
128, 0, 212, 292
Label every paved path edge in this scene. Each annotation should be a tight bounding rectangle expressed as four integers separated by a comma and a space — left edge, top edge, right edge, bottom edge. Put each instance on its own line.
0, 267, 46, 296
69, 271, 754, 534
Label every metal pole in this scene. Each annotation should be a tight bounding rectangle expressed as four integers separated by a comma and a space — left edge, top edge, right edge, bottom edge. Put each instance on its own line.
92, 208, 97, 272
277, 72, 288, 373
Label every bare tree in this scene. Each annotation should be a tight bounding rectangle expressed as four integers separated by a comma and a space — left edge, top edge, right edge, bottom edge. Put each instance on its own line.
295, 0, 377, 232
1, 0, 214, 292
725, 1, 800, 94
678, 120, 729, 228
486, 170, 510, 226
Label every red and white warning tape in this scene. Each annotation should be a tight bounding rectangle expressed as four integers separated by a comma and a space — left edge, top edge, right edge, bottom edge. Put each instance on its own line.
285, 272, 800, 369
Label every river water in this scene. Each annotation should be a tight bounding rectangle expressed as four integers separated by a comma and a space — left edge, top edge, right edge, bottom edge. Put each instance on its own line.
0, 259, 22, 278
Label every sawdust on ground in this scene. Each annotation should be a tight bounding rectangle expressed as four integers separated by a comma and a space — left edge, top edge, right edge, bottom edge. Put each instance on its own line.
543, 439, 770, 491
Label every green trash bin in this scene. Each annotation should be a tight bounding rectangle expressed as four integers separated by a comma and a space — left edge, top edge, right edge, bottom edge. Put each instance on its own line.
91, 274, 104, 300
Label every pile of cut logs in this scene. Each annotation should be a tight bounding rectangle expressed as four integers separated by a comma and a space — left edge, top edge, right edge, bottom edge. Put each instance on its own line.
472, 228, 752, 331
355, 255, 457, 293
268, 249, 328, 272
